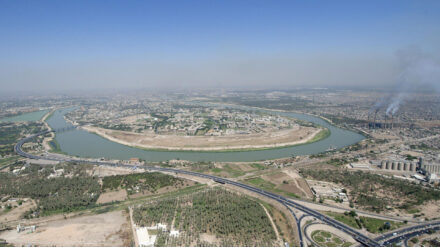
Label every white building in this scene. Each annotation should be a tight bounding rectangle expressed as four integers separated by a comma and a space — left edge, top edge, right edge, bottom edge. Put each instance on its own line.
136, 227, 156, 247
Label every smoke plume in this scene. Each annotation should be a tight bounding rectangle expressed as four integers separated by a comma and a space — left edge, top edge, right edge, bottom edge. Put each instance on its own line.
383, 47, 440, 115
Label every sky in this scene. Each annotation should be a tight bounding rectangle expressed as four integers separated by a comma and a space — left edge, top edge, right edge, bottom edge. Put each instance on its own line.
1, 0, 439, 92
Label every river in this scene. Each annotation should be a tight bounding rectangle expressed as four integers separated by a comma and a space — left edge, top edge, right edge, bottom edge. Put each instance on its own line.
45, 107, 364, 162
0, 109, 49, 122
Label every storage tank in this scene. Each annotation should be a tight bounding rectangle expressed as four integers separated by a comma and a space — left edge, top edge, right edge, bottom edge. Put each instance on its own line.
404, 162, 409, 171
392, 162, 396, 170
398, 162, 403, 171
381, 161, 386, 169
410, 162, 416, 172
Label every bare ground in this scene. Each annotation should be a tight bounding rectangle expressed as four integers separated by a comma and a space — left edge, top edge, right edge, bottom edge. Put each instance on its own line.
82, 125, 321, 151
0, 210, 130, 247
262, 171, 313, 198
97, 189, 128, 204
0, 199, 36, 223
260, 203, 282, 245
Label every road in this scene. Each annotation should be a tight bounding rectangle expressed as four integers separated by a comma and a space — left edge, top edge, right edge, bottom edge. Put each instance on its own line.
375, 221, 440, 246
14, 130, 439, 247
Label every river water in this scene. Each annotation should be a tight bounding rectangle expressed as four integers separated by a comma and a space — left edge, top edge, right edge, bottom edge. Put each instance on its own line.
0, 109, 49, 122
45, 107, 364, 162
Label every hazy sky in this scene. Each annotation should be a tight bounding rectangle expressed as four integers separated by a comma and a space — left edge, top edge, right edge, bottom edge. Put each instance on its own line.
1, 1, 439, 92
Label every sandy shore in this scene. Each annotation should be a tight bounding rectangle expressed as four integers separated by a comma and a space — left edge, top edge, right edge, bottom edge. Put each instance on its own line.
41, 109, 55, 151
82, 125, 324, 151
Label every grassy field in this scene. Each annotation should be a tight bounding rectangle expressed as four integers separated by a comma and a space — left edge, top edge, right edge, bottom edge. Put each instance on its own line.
324, 212, 361, 229
359, 216, 404, 233
325, 211, 405, 233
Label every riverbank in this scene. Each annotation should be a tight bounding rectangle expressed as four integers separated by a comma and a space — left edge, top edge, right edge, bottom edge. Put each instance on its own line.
81, 125, 327, 152
42, 106, 364, 162
41, 109, 56, 153
41, 109, 68, 155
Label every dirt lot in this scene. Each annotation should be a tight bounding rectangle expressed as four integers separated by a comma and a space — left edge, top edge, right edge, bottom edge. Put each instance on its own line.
83, 125, 321, 151
0, 210, 131, 247
0, 198, 36, 223
262, 170, 313, 198
97, 189, 128, 204
89, 166, 137, 177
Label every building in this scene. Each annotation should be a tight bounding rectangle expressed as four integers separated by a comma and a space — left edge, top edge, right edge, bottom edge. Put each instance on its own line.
421, 163, 440, 175
129, 157, 140, 164
136, 227, 156, 247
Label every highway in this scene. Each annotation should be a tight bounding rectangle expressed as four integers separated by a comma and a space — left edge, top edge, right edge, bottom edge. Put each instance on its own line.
375, 221, 440, 246
14, 130, 439, 247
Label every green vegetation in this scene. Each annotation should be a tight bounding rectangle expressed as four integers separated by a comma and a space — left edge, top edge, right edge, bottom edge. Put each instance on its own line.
209, 165, 245, 177
133, 188, 276, 246
250, 163, 266, 170
0, 156, 21, 170
325, 211, 405, 233
410, 143, 437, 151
220, 164, 245, 177
259, 200, 296, 246
359, 216, 404, 233
102, 171, 185, 194
0, 164, 100, 216
326, 156, 360, 166
308, 128, 331, 143
244, 176, 300, 198
301, 169, 440, 212
311, 230, 353, 247
96, 123, 132, 131
325, 211, 361, 229
48, 137, 66, 154
0, 122, 46, 157
405, 154, 418, 161
327, 158, 346, 166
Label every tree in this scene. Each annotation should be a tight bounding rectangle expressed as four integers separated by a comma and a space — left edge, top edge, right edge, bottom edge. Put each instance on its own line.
349, 210, 357, 217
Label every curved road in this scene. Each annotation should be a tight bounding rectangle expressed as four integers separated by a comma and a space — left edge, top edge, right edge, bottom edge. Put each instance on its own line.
14, 129, 439, 247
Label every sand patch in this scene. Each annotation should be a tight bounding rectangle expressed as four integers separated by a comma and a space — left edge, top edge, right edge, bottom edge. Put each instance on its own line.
83, 125, 322, 151
0, 198, 36, 223
97, 189, 128, 204
0, 210, 129, 247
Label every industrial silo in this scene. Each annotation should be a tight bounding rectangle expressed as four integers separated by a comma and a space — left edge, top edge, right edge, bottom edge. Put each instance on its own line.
392, 162, 396, 170
386, 161, 391, 169
404, 162, 409, 171
410, 162, 416, 172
